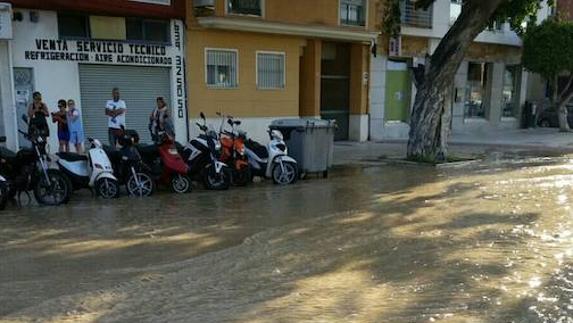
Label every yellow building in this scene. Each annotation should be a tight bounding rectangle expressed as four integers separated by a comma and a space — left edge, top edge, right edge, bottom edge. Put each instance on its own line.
187, 0, 379, 141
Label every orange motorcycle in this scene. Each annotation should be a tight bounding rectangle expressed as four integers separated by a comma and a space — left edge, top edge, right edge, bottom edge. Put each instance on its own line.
217, 113, 251, 186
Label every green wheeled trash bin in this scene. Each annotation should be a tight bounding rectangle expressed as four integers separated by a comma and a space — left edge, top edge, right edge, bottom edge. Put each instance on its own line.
269, 118, 336, 178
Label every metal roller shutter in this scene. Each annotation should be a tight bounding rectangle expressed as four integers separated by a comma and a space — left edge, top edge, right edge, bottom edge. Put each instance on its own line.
78, 64, 171, 144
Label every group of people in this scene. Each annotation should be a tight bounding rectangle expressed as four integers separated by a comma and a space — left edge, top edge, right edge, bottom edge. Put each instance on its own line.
26, 87, 174, 154
27, 91, 84, 154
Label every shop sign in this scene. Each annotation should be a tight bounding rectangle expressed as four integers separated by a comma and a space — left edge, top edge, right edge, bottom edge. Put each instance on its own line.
24, 39, 173, 66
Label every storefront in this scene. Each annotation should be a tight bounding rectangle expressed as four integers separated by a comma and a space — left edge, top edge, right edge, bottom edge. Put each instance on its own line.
8, 8, 187, 149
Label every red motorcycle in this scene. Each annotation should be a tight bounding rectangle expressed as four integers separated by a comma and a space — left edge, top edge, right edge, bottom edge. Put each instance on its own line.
137, 131, 192, 194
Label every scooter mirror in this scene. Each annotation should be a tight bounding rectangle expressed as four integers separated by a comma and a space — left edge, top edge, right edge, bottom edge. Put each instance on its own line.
200, 112, 206, 120
234, 121, 241, 126
227, 119, 233, 126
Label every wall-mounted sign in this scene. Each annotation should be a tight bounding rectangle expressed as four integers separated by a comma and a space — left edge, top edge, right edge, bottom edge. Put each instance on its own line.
24, 39, 172, 65
389, 36, 401, 57
0, 2, 13, 40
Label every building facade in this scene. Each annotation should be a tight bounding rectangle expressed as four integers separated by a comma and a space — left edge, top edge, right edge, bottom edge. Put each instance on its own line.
187, 0, 379, 142
370, 0, 552, 141
0, 0, 187, 150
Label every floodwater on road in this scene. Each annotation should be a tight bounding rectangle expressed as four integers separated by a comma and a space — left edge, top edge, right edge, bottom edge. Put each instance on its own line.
3, 154, 573, 322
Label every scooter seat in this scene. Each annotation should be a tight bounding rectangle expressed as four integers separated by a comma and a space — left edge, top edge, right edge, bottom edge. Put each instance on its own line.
246, 140, 268, 159
57, 152, 88, 162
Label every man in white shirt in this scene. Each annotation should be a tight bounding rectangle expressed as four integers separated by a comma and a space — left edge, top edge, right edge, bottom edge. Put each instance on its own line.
105, 87, 127, 148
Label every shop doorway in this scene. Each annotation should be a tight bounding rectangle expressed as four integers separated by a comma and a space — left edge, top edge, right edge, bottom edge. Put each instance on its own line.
384, 60, 412, 122
78, 64, 171, 143
13, 67, 34, 148
321, 42, 350, 141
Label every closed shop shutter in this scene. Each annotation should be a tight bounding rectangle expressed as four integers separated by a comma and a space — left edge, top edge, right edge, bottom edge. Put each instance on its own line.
78, 64, 171, 144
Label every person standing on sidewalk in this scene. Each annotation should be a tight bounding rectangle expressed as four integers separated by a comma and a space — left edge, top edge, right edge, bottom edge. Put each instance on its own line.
105, 88, 126, 148
67, 99, 85, 154
51, 99, 69, 152
27, 91, 50, 139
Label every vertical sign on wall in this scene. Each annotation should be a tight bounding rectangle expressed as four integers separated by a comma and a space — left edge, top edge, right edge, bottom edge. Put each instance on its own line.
0, 2, 13, 40
389, 36, 401, 57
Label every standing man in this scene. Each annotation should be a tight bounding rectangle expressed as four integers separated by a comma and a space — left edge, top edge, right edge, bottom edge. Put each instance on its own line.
105, 87, 127, 148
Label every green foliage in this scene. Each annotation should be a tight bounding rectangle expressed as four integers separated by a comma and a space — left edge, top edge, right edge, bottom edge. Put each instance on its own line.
522, 19, 573, 81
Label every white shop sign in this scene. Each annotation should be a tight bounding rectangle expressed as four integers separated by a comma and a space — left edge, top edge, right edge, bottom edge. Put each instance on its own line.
0, 2, 13, 40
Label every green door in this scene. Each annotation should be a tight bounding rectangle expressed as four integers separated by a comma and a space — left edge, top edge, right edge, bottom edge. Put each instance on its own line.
385, 61, 412, 122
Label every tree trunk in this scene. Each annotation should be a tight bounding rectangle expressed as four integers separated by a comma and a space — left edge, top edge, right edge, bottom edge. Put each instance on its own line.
557, 103, 570, 132
556, 75, 573, 132
407, 0, 504, 162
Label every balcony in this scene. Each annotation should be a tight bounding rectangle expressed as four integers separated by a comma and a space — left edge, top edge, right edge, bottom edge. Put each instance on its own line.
400, 0, 433, 29
228, 0, 262, 16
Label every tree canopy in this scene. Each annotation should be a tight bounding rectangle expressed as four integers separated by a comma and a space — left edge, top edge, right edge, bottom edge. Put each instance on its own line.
523, 19, 573, 82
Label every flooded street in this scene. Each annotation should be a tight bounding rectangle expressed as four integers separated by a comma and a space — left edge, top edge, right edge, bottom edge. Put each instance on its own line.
3, 152, 573, 322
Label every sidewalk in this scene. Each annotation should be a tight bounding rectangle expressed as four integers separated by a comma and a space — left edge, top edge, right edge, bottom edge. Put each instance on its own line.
334, 128, 573, 166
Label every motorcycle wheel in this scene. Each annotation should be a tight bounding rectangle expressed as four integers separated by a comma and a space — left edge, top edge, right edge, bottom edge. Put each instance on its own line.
232, 167, 252, 186
171, 174, 192, 194
272, 161, 298, 185
33, 169, 72, 206
0, 182, 8, 210
95, 178, 120, 199
203, 165, 231, 191
126, 172, 154, 197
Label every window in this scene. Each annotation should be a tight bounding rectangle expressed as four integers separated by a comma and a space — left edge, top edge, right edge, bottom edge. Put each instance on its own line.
206, 49, 238, 88
465, 62, 491, 119
503, 65, 520, 118
58, 13, 90, 39
228, 0, 262, 16
257, 52, 285, 90
400, 0, 433, 29
340, 0, 366, 26
126, 18, 170, 43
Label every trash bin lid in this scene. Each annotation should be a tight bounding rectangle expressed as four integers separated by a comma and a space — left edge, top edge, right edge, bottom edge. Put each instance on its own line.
270, 118, 336, 129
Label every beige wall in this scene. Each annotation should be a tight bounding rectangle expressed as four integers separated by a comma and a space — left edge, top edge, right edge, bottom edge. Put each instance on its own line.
187, 29, 306, 118
195, 0, 381, 31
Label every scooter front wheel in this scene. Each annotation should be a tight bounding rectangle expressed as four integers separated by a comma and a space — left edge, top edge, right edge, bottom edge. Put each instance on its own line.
95, 178, 120, 199
272, 161, 298, 185
126, 172, 154, 197
203, 165, 231, 191
171, 174, 192, 194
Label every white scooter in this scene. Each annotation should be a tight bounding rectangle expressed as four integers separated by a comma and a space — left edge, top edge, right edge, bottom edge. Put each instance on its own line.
244, 129, 298, 185
56, 138, 120, 199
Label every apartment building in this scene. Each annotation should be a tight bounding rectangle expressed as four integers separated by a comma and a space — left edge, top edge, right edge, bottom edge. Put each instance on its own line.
0, 0, 187, 150
187, 0, 379, 142
370, 0, 552, 140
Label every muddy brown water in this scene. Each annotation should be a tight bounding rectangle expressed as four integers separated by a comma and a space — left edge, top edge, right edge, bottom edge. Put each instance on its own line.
2, 155, 573, 322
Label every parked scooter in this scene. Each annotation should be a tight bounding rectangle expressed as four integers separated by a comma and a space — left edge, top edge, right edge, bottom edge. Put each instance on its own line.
0, 115, 72, 206
137, 130, 192, 194
56, 138, 120, 199
0, 137, 11, 210
105, 130, 155, 197
217, 113, 251, 186
245, 129, 298, 185
180, 112, 231, 190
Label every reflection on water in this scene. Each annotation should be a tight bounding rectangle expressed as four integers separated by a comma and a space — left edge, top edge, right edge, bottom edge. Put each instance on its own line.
3, 155, 573, 322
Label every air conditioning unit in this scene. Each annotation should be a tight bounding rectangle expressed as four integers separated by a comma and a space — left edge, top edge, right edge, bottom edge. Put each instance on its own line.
193, 0, 215, 8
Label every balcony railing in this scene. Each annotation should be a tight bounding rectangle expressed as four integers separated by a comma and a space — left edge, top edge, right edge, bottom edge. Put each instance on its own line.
228, 0, 262, 16
400, 0, 433, 29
